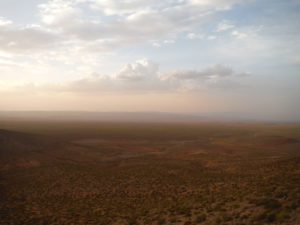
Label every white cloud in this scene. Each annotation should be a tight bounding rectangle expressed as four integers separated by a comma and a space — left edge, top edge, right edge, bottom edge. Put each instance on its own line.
216, 20, 234, 31
163, 40, 175, 44
186, 33, 217, 40
0, 0, 243, 56
189, 0, 238, 10
186, 32, 204, 39
39, 0, 81, 26
0, 17, 12, 28
0, 24, 60, 54
231, 30, 248, 39
207, 35, 217, 40
79, 0, 239, 16
83, 0, 171, 15
116, 59, 158, 81
152, 42, 161, 48
36, 0, 203, 51
2, 60, 249, 93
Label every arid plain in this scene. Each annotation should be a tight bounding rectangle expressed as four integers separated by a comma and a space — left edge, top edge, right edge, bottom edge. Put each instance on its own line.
0, 120, 300, 225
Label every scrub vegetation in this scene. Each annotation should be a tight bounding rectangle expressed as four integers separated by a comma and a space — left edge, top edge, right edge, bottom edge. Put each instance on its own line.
0, 121, 299, 225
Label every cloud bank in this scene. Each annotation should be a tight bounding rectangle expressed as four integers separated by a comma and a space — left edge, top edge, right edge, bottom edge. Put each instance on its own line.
4, 59, 249, 94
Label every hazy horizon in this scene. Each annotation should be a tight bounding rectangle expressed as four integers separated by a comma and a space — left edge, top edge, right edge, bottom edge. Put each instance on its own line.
1, 0, 300, 121
0, 110, 299, 122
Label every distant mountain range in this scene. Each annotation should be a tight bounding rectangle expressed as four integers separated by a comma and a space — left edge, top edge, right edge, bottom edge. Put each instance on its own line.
0, 111, 298, 122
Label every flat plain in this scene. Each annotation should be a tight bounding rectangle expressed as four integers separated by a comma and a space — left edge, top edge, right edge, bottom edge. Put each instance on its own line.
0, 121, 300, 225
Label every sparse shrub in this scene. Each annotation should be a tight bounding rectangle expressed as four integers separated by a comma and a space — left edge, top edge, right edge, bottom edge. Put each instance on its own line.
275, 210, 290, 222
240, 214, 249, 219
232, 203, 240, 209
255, 212, 267, 221
265, 212, 276, 223
275, 191, 287, 199
2, 123, 300, 225
176, 206, 191, 217
157, 218, 166, 225
254, 210, 278, 223
215, 216, 223, 224
127, 219, 139, 225
254, 198, 281, 210
170, 217, 178, 223
195, 214, 206, 223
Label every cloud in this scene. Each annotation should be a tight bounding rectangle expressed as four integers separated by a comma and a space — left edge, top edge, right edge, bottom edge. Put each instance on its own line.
216, 20, 234, 31
116, 59, 159, 81
66, 59, 169, 92
0, 17, 12, 28
0, 24, 60, 54
152, 42, 161, 48
81, 0, 171, 15
207, 35, 217, 40
163, 39, 175, 44
2, 60, 249, 94
39, 0, 81, 26
231, 30, 248, 39
186, 33, 217, 41
36, 1, 193, 51
159, 64, 250, 91
0, 0, 243, 56
161, 64, 243, 80
81, 0, 239, 15
190, 0, 234, 6
186, 32, 204, 39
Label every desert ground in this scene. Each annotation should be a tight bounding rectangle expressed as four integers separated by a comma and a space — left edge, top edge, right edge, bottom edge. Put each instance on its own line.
0, 121, 299, 225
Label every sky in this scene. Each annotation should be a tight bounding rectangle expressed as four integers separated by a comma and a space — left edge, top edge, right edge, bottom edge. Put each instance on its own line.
0, 0, 300, 121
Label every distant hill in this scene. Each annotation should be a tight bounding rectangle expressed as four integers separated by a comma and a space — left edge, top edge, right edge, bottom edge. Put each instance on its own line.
0, 111, 206, 122
1, 111, 298, 122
